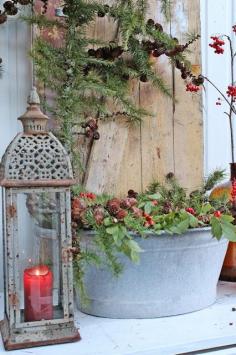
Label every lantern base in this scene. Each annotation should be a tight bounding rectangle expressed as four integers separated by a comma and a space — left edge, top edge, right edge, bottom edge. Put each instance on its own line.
0, 317, 81, 350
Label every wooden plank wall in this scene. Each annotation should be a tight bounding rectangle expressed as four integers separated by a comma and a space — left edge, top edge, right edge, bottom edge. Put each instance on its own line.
85, 0, 203, 196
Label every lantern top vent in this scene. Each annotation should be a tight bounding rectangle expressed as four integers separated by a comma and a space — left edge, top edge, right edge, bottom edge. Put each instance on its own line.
0, 88, 74, 187
18, 87, 48, 134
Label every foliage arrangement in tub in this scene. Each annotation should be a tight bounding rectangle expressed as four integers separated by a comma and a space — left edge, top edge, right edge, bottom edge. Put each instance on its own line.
72, 171, 236, 299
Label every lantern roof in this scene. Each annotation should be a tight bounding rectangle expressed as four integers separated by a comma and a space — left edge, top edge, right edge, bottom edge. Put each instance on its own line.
0, 88, 74, 187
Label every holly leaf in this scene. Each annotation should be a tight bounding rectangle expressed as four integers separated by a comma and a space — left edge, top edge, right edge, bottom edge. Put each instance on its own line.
221, 220, 236, 242
200, 203, 212, 214
144, 202, 153, 214
188, 214, 199, 228
220, 214, 234, 223
106, 225, 119, 235
104, 217, 112, 226
148, 193, 161, 200
169, 218, 190, 234
210, 217, 222, 240
126, 239, 143, 263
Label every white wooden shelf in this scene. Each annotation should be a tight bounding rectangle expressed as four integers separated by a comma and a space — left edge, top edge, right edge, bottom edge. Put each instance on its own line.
1, 282, 236, 354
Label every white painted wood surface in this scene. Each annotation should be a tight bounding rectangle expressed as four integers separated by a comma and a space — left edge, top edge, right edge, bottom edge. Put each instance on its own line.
0, 283, 236, 354
201, 0, 236, 176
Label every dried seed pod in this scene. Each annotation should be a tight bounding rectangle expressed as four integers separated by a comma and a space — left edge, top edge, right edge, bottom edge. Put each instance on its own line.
140, 74, 148, 82
147, 19, 155, 27
3, 1, 14, 10
152, 47, 166, 57
155, 23, 163, 32
87, 118, 98, 131
93, 131, 100, 140
18, 0, 31, 4
88, 48, 96, 57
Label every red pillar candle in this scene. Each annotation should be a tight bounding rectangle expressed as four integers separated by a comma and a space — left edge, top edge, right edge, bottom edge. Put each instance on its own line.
24, 265, 53, 322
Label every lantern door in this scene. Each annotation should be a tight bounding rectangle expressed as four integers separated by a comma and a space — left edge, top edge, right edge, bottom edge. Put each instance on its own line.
2, 187, 74, 328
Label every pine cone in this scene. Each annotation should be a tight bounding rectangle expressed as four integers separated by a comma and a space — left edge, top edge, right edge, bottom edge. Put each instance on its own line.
116, 209, 128, 220
198, 215, 210, 224
93, 206, 105, 225
71, 197, 86, 221
162, 201, 172, 214
106, 198, 121, 215
129, 198, 138, 206
131, 206, 143, 218
120, 198, 132, 209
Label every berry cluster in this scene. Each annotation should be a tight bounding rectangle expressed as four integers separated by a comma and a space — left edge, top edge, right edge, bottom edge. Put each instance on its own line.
214, 211, 222, 218
209, 36, 225, 54
81, 118, 100, 140
79, 192, 96, 200
233, 25, 236, 33
143, 213, 155, 227
227, 85, 236, 98
185, 207, 196, 215
186, 83, 200, 92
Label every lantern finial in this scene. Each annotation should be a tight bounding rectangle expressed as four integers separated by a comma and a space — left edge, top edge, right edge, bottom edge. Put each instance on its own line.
28, 86, 40, 105
18, 87, 48, 133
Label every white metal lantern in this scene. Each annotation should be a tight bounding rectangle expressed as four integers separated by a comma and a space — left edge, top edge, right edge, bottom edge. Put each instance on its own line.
0, 88, 80, 350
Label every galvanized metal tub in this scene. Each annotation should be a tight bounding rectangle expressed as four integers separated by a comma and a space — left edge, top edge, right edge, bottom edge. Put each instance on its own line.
75, 228, 228, 318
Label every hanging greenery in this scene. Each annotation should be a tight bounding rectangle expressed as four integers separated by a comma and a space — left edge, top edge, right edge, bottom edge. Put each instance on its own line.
23, 0, 199, 178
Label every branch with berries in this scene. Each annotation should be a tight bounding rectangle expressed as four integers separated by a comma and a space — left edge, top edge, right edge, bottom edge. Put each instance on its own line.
185, 26, 236, 163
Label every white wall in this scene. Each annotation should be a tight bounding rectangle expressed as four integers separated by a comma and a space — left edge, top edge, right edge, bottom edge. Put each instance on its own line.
0, 6, 32, 288
201, 0, 236, 176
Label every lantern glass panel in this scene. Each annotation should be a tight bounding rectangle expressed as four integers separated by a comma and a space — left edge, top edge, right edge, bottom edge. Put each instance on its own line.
12, 189, 68, 325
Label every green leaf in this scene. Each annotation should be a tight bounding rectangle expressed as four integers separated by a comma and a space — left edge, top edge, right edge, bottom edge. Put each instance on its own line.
144, 202, 153, 214
148, 193, 161, 200
220, 215, 234, 223
221, 220, 236, 242
106, 225, 119, 235
104, 217, 112, 226
188, 214, 199, 228
200, 203, 212, 214
210, 217, 222, 240
126, 239, 142, 263
169, 218, 190, 234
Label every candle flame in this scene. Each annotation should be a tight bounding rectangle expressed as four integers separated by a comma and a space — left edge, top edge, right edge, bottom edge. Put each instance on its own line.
35, 269, 40, 276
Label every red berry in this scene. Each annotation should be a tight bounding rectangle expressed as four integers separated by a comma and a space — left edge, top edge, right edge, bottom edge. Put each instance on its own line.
152, 200, 158, 206
186, 207, 196, 215
214, 211, 222, 218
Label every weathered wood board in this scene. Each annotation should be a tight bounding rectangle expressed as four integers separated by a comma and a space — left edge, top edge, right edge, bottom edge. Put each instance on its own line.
85, 0, 203, 196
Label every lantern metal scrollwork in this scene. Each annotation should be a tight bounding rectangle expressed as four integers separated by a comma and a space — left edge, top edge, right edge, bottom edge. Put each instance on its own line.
0, 88, 81, 350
